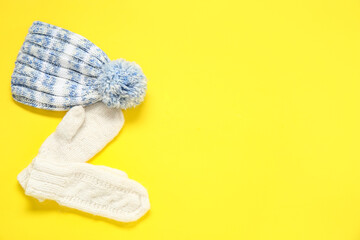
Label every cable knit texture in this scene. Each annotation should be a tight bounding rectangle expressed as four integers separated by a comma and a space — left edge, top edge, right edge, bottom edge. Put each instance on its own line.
26, 160, 150, 222
11, 21, 147, 111
17, 103, 150, 222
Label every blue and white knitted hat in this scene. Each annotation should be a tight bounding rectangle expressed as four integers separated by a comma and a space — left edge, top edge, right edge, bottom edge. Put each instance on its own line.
11, 21, 147, 111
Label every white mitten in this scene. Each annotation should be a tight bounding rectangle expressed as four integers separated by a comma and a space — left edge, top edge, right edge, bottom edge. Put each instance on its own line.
25, 159, 150, 222
18, 102, 124, 188
18, 103, 150, 222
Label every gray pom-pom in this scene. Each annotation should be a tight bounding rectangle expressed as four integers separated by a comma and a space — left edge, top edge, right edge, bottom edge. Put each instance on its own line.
98, 59, 147, 109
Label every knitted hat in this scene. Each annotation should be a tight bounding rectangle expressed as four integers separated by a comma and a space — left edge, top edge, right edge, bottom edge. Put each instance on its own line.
11, 21, 147, 111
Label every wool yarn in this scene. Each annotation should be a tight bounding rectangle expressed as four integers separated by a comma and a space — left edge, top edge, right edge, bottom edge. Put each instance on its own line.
12, 21, 150, 222
18, 103, 150, 222
25, 158, 150, 222
11, 21, 147, 110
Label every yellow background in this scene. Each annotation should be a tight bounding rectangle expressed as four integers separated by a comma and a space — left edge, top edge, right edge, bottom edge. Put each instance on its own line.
1, 0, 360, 239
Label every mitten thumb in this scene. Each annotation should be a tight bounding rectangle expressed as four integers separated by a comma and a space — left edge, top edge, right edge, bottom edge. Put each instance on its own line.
55, 106, 85, 140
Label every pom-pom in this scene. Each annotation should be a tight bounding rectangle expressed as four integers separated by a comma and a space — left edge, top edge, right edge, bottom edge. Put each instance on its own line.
98, 59, 147, 109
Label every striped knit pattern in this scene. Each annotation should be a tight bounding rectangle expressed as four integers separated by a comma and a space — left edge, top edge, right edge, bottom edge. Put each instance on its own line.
11, 21, 111, 110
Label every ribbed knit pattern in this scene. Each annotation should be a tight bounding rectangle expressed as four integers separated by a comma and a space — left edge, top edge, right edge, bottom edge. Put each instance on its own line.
11, 21, 147, 110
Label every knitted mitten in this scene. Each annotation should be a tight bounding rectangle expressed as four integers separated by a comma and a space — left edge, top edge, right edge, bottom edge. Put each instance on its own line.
18, 103, 150, 222
18, 102, 124, 188
25, 159, 150, 222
